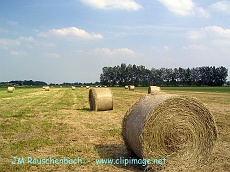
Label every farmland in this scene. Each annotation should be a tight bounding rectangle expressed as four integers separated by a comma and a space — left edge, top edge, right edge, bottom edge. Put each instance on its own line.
0, 86, 229, 172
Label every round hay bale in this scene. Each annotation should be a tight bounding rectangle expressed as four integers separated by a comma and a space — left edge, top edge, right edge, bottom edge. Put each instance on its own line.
89, 88, 113, 111
148, 86, 161, 94
125, 85, 129, 89
129, 85, 135, 91
42, 86, 45, 89
72, 86, 76, 90
122, 94, 217, 170
86, 86, 90, 89
7, 86, 15, 93
44, 86, 49, 91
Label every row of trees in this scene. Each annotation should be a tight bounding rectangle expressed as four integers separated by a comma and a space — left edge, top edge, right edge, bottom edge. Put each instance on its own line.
0, 80, 48, 86
100, 64, 228, 86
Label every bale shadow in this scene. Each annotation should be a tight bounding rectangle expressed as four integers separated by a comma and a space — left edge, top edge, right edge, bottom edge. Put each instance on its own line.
94, 144, 154, 172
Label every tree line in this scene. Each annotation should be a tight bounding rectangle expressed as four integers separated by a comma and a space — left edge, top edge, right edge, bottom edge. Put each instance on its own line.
100, 63, 228, 87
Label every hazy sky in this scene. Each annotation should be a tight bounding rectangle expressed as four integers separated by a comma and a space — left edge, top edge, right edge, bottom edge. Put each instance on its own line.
1, 0, 230, 84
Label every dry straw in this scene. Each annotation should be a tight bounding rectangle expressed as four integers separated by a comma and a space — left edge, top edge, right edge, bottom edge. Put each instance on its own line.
148, 86, 161, 94
125, 85, 129, 89
86, 86, 90, 89
72, 86, 76, 90
129, 85, 135, 91
89, 88, 113, 111
122, 94, 217, 170
7, 86, 15, 93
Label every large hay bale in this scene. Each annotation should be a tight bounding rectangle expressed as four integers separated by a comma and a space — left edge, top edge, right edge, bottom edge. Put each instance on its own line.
89, 88, 113, 111
7, 86, 15, 93
148, 86, 161, 94
122, 94, 217, 170
44, 86, 49, 91
86, 86, 90, 89
72, 86, 76, 90
125, 85, 129, 89
129, 85, 135, 91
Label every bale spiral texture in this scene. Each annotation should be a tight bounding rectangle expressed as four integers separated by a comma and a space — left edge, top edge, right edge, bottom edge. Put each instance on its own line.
122, 94, 217, 170
148, 86, 161, 94
89, 88, 113, 111
7, 87, 15, 93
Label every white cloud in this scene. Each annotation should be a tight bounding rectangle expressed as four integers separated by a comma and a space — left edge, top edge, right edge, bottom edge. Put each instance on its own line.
81, 0, 142, 11
38, 27, 103, 39
7, 21, 19, 26
93, 47, 138, 57
19, 36, 35, 42
195, 7, 210, 18
187, 30, 203, 40
0, 38, 21, 47
10, 51, 27, 57
186, 26, 230, 53
44, 53, 61, 58
209, 1, 230, 15
187, 26, 230, 40
158, 0, 195, 16
183, 44, 208, 50
158, 0, 210, 17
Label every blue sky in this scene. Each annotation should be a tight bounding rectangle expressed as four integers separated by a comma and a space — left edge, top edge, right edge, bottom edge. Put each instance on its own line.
0, 0, 230, 84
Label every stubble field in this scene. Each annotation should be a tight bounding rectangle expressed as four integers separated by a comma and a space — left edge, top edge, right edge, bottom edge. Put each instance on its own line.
0, 86, 229, 172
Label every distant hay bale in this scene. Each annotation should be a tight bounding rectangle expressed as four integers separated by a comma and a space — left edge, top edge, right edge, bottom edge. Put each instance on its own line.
129, 85, 135, 91
60, 86, 62, 88
86, 86, 90, 89
95, 86, 98, 88
72, 86, 76, 90
148, 86, 161, 94
7, 86, 15, 93
122, 94, 217, 170
42, 86, 45, 89
125, 85, 129, 89
81, 86, 84, 88
104, 86, 107, 88
89, 88, 113, 111
44, 86, 49, 91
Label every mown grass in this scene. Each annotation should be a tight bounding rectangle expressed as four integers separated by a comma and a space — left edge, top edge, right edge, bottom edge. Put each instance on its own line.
161, 86, 230, 93
0, 86, 229, 172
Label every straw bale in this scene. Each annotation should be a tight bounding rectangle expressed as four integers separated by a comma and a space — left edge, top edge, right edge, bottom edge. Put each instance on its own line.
129, 85, 135, 91
7, 86, 15, 93
86, 86, 90, 89
72, 86, 76, 90
122, 94, 217, 170
44, 86, 49, 91
125, 86, 129, 89
148, 86, 161, 94
89, 88, 113, 111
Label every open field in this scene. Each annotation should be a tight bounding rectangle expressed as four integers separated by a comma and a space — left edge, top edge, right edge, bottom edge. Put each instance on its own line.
0, 86, 229, 172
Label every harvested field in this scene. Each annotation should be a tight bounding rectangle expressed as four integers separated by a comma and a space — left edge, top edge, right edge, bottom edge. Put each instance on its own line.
0, 87, 229, 172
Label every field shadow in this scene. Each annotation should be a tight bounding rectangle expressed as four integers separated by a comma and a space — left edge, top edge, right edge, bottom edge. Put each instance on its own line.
94, 144, 152, 172
76, 107, 91, 111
